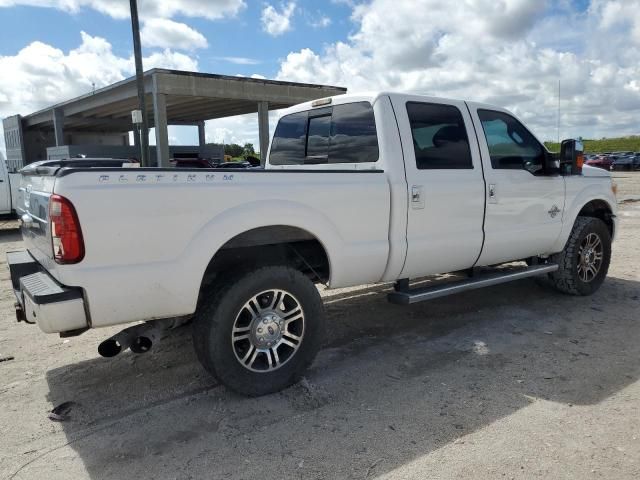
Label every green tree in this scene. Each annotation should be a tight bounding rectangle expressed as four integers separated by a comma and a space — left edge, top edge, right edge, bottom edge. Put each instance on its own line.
242, 143, 256, 158
224, 143, 243, 158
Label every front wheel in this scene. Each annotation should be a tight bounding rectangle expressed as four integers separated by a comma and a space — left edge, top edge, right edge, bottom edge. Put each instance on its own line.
193, 265, 325, 396
548, 216, 611, 295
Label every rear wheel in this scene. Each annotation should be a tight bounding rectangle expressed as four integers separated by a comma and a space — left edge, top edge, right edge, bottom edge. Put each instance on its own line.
548, 216, 611, 295
193, 265, 325, 396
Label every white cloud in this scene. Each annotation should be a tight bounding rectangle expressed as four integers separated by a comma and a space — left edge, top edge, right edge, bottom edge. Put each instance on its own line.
309, 15, 331, 29
144, 49, 198, 71
0, 31, 198, 117
205, 111, 279, 150
0, 32, 199, 157
0, 32, 129, 117
261, 2, 296, 36
0, 0, 246, 20
206, 113, 259, 146
276, 0, 640, 141
595, 0, 640, 43
213, 56, 262, 65
141, 18, 208, 50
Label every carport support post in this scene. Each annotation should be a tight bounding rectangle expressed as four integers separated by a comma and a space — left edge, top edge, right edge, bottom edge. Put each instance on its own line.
52, 108, 65, 146
153, 89, 170, 168
197, 121, 206, 147
258, 101, 269, 166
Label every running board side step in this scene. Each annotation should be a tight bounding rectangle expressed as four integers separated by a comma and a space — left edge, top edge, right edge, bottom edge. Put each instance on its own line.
387, 264, 559, 305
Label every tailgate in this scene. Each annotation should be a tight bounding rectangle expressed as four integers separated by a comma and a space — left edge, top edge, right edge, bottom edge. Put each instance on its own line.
17, 170, 56, 265
17, 158, 135, 269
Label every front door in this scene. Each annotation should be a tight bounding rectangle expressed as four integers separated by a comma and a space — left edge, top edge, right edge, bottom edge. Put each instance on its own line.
391, 95, 486, 279
467, 104, 565, 265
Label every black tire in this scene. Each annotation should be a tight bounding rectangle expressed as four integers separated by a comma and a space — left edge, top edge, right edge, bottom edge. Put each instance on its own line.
548, 216, 611, 295
193, 265, 325, 396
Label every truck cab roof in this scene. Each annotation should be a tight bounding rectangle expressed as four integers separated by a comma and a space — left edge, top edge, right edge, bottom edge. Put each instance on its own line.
282, 92, 467, 116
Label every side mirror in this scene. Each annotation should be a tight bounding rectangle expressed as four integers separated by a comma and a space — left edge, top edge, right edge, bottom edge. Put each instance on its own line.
559, 138, 584, 175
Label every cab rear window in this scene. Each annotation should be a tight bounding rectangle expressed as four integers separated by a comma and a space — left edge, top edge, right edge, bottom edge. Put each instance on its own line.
269, 102, 379, 165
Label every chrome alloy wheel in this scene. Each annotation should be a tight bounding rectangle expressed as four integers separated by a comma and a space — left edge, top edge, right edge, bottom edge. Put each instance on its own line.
231, 289, 305, 372
577, 232, 604, 283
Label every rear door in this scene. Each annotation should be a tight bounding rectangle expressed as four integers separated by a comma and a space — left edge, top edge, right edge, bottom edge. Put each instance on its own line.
390, 95, 486, 278
467, 104, 565, 265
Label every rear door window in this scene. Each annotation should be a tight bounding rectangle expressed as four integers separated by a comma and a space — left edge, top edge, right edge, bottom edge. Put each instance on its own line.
269, 102, 379, 165
406, 102, 473, 169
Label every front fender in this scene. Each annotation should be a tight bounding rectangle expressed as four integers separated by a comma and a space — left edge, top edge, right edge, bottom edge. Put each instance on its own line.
552, 179, 617, 252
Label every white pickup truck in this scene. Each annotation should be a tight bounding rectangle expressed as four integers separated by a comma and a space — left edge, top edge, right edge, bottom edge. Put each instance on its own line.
0, 155, 23, 215
8, 93, 618, 396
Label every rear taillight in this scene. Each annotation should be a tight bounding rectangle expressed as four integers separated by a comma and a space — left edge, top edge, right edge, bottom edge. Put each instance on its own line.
49, 194, 84, 264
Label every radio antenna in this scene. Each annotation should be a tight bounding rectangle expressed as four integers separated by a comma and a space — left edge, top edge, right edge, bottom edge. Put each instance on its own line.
557, 79, 561, 146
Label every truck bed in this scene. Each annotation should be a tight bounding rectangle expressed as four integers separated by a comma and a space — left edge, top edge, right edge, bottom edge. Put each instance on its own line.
19, 165, 391, 327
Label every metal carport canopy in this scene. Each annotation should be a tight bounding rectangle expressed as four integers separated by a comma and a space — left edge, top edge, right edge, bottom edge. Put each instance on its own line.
22, 68, 347, 166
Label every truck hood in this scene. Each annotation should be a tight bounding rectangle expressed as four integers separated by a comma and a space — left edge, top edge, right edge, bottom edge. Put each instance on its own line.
581, 164, 611, 177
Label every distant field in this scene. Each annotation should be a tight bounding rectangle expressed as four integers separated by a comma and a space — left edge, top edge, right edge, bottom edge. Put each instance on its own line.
544, 137, 640, 153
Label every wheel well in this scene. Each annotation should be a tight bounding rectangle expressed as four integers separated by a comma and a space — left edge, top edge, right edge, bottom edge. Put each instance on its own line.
200, 226, 330, 294
578, 200, 614, 236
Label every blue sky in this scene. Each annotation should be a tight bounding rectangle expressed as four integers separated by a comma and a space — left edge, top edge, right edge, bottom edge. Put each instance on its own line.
0, 2, 352, 80
1, 0, 639, 154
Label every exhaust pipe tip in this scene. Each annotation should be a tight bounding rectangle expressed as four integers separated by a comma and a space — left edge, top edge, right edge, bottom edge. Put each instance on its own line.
98, 322, 169, 357
98, 338, 123, 358
98, 329, 136, 357
130, 336, 153, 354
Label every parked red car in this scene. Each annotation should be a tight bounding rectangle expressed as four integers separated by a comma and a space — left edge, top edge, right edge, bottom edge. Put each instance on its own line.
585, 155, 614, 170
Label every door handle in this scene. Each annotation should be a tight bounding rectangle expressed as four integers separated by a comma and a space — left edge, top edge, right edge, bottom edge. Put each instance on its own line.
411, 186, 421, 202
411, 185, 425, 209
488, 184, 497, 204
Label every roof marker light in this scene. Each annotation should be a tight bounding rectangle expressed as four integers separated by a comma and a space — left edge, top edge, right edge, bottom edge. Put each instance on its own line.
312, 98, 332, 107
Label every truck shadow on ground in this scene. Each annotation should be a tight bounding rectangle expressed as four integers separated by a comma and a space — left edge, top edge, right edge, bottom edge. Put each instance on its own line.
35, 275, 640, 479
0, 226, 22, 244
